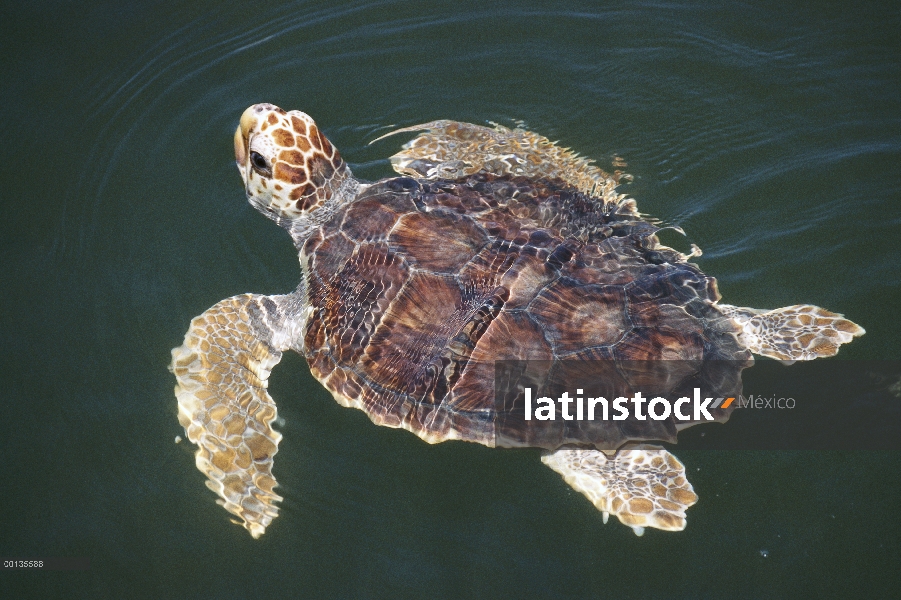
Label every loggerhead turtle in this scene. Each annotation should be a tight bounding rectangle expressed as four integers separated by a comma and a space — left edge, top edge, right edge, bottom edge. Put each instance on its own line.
171, 103, 864, 538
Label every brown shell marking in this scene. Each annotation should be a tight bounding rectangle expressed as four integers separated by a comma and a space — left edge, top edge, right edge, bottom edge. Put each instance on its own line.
323, 243, 410, 366
360, 272, 480, 395
302, 174, 749, 447
389, 210, 489, 273
341, 198, 402, 242
529, 279, 629, 353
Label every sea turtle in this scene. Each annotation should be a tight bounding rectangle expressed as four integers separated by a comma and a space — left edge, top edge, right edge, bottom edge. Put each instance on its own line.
170, 103, 864, 538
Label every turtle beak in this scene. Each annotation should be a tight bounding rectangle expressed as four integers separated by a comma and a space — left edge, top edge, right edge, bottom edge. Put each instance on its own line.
234, 125, 247, 169
234, 106, 258, 181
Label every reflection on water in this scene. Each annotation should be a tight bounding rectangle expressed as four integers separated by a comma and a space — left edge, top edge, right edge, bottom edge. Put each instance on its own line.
1, 0, 899, 597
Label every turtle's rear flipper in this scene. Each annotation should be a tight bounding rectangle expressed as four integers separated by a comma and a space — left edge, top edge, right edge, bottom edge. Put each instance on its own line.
541, 444, 698, 535
171, 293, 298, 538
719, 304, 865, 364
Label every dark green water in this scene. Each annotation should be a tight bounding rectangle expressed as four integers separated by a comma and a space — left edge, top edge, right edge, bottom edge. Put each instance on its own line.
1, 1, 899, 598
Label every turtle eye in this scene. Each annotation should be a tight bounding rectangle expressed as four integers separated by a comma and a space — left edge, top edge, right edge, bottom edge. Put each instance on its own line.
250, 151, 271, 175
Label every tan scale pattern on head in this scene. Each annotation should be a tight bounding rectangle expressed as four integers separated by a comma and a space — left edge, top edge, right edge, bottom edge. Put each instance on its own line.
719, 304, 865, 362
171, 295, 283, 538
234, 103, 350, 220
542, 444, 698, 535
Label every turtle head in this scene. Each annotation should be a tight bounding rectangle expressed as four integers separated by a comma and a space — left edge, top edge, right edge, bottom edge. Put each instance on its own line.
234, 103, 352, 221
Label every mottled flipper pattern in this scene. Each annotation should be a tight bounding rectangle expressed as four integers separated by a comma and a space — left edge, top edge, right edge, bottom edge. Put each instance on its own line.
719, 304, 865, 363
542, 445, 698, 535
171, 294, 298, 538
374, 120, 631, 203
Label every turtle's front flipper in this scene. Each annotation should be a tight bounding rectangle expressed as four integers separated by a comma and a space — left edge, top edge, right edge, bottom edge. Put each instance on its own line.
719, 304, 865, 363
541, 445, 698, 535
171, 293, 304, 538
373, 120, 629, 200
